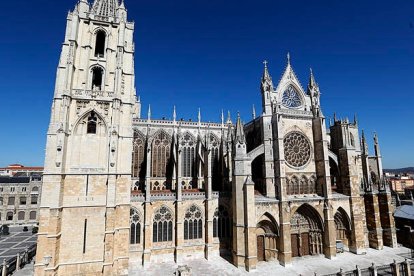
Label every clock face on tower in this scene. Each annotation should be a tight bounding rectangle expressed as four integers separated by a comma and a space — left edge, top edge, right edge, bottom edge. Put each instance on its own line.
282, 85, 302, 108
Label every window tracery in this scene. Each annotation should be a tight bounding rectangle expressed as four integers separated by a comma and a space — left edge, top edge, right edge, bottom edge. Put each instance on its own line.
153, 206, 173, 243
282, 85, 302, 108
130, 208, 141, 244
184, 205, 203, 240
284, 132, 311, 168
286, 174, 317, 195
181, 133, 196, 179
213, 205, 231, 239
151, 131, 171, 179
132, 131, 145, 179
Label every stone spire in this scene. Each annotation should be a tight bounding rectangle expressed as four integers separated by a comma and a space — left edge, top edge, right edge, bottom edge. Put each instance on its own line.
308, 68, 318, 92
147, 105, 151, 121
173, 106, 176, 122
261, 60, 274, 92
234, 113, 246, 144
92, 0, 120, 18
252, 104, 256, 120
260, 60, 274, 115
308, 68, 321, 117
198, 108, 201, 124
226, 111, 232, 124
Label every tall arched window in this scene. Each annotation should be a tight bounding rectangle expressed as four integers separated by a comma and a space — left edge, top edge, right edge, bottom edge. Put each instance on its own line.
292, 176, 300, 195
91, 66, 104, 90
130, 208, 141, 244
210, 134, 221, 190
300, 176, 308, 194
153, 206, 173, 243
181, 133, 196, 179
87, 112, 98, 134
94, 30, 106, 58
151, 131, 171, 178
132, 131, 145, 179
350, 133, 355, 147
213, 205, 231, 239
184, 205, 203, 240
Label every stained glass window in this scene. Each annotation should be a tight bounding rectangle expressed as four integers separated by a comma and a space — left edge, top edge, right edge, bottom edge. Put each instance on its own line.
282, 85, 302, 108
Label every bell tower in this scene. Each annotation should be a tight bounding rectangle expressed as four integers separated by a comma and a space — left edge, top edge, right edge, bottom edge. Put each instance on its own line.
35, 0, 139, 275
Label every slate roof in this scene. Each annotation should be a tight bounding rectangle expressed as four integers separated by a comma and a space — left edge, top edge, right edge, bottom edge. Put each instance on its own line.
394, 204, 414, 220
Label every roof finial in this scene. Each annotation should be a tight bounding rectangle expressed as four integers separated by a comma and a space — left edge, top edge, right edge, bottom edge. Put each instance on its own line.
221, 109, 225, 126
252, 104, 256, 120
173, 106, 176, 122
287, 52, 291, 65
198, 108, 201, 124
147, 104, 151, 120
235, 112, 246, 144
226, 111, 232, 124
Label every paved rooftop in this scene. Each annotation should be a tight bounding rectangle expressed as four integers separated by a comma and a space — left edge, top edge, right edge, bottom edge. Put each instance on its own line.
0, 225, 37, 263
129, 246, 411, 276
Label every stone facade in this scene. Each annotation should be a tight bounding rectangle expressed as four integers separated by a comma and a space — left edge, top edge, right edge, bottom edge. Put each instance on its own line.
35, 1, 397, 275
0, 175, 41, 225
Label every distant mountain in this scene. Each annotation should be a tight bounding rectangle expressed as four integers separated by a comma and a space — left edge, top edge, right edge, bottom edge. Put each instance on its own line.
384, 167, 414, 175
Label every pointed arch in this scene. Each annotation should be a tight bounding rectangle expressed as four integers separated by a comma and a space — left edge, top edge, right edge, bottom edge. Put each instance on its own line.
94, 29, 107, 58
152, 205, 174, 243
290, 204, 324, 257
150, 130, 172, 179
184, 204, 204, 240
90, 64, 105, 90
132, 130, 146, 180
256, 212, 279, 262
74, 109, 107, 136
130, 208, 142, 244
213, 205, 231, 239
180, 132, 197, 181
334, 207, 352, 247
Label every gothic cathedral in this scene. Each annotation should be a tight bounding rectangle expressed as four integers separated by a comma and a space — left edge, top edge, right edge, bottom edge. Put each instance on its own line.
35, 1, 397, 275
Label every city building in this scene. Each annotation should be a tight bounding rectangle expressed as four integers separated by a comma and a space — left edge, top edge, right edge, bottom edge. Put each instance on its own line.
388, 175, 414, 194
35, 1, 397, 275
0, 164, 43, 177
0, 174, 42, 225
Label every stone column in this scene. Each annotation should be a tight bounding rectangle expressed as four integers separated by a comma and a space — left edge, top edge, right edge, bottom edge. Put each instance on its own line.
313, 117, 336, 259
364, 193, 383, 250
244, 176, 257, 271
175, 149, 183, 263
278, 203, 292, 266
403, 259, 411, 276
378, 192, 398, 247
143, 147, 152, 266
204, 147, 214, 259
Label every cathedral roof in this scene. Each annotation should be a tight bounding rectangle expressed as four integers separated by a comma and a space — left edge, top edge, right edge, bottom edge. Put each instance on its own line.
92, 0, 120, 18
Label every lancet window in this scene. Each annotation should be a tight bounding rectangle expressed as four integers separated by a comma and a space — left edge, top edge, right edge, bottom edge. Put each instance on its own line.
181, 133, 196, 178
184, 205, 203, 240
132, 131, 145, 179
94, 30, 106, 58
151, 131, 171, 178
213, 205, 231, 239
286, 175, 316, 195
130, 208, 141, 244
153, 206, 173, 243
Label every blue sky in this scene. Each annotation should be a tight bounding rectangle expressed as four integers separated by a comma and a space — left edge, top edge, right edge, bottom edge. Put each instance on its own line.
0, 0, 413, 169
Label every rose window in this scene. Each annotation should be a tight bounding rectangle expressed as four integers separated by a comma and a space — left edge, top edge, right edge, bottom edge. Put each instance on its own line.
282, 85, 302, 108
284, 132, 311, 168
